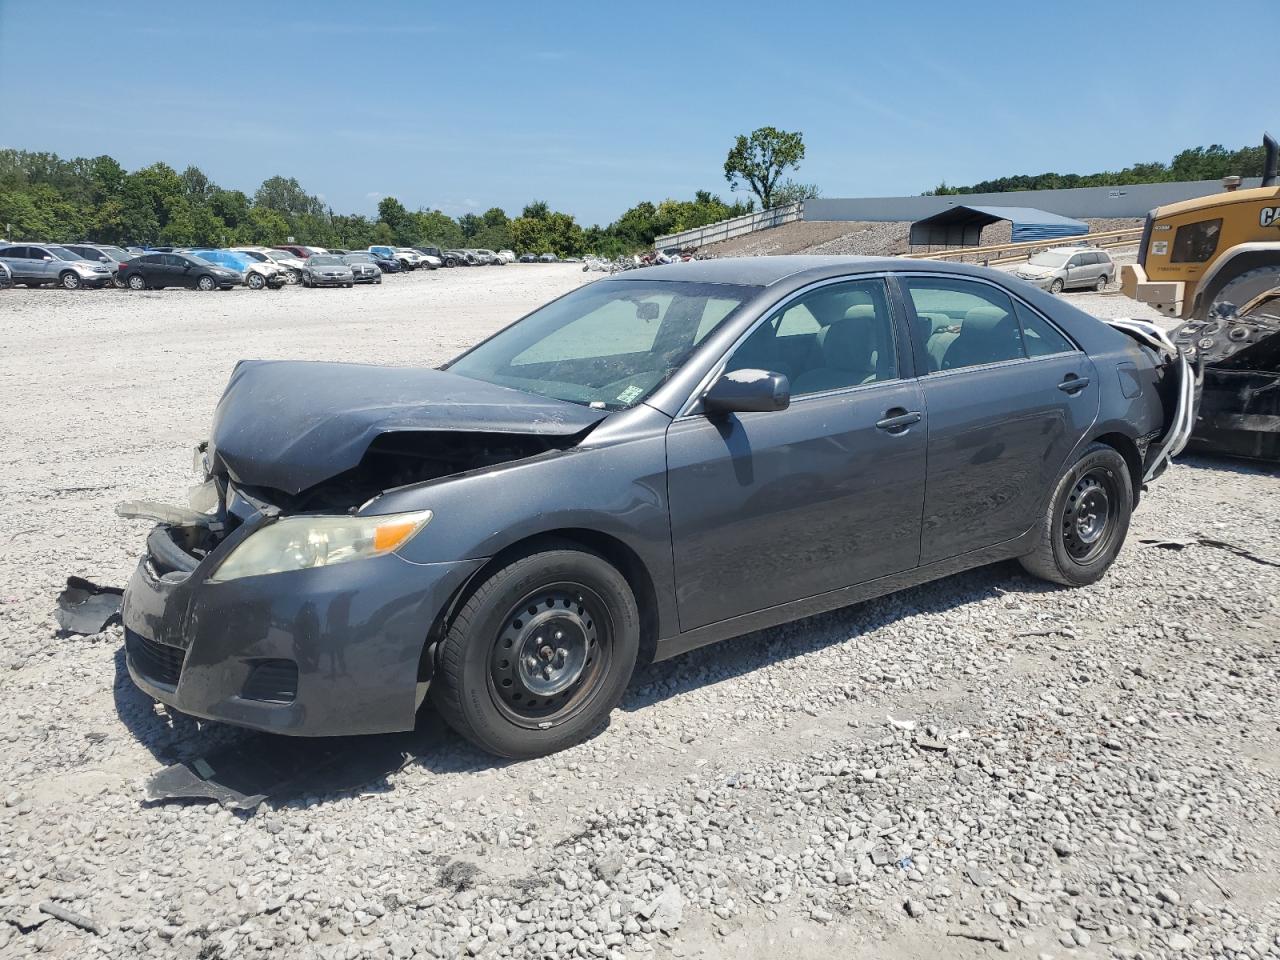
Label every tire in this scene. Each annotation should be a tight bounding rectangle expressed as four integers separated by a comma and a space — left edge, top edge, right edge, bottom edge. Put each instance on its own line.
247, 272, 266, 290
112, 275, 125, 289
60, 271, 81, 290
1095, 273, 1108, 291
1204, 263, 1280, 319
1019, 442, 1132, 587
126, 274, 146, 291
1049, 278, 1064, 294
432, 544, 640, 759
196, 275, 216, 292
301, 272, 311, 288
375, 277, 382, 284
345, 281, 354, 288
288, 269, 301, 284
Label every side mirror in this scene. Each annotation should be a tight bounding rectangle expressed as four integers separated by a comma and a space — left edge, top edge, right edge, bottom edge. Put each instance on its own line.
703, 369, 790, 415
43, 255, 54, 261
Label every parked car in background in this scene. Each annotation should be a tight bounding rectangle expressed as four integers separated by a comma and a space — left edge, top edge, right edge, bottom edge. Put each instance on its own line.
497, 249, 516, 263
276, 244, 324, 260
233, 247, 303, 284
0, 243, 113, 289
413, 246, 445, 268
341, 252, 383, 284
518, 253, 538, 263
444, 249, 477, 267
64, 243, 132, 287
473, 249, 504, 265
396, 247, 432, 270
118, 252, 241, 291
188, 249, 286, 290
301, 254, 354, 288
368, 245, 416, 270
363, 250, 401, 274
538, 253, 558, 263
1015, 247, 1116, 294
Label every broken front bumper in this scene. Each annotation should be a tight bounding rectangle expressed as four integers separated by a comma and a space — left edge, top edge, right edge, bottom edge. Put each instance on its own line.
121, 520, 483, 736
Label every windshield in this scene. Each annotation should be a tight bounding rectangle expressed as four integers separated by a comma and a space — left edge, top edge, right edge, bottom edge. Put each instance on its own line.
268, 250, 296, 260
344, 253, 374, 263
185, 254, 214, 266
239, 251, 268, 262
98, 246, 129, 260
1028, 252, 1070, 268
47, 246, 82, 260
447, 280, 755, 409
310, 255, 343, 266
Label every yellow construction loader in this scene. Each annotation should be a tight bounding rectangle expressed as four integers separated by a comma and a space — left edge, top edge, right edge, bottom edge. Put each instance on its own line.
1120, 133, 1280, 460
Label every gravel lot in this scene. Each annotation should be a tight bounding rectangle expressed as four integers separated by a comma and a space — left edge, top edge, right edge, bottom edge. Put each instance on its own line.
1, 264, 1278, 960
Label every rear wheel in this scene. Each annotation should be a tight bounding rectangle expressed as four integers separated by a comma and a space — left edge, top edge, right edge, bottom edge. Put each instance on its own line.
126, 274, 146, 291
432, 544, 640, 759
1095, 273, 1108, 291
60, 271, 81, 290
1019, 442, 1132, 586
196, 275, 216, 292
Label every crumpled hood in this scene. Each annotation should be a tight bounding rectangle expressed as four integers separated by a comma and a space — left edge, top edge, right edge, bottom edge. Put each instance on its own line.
207, 359, 607, 495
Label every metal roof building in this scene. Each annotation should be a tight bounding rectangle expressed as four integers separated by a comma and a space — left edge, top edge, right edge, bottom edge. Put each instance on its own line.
908, 205, 1091, 247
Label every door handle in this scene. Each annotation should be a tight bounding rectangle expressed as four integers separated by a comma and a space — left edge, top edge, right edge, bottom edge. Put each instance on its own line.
1058, 374, 1090, 394
876, 410, 922, 432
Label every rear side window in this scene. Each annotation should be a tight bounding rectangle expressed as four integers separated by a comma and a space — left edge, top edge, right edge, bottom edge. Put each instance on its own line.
1171, 219, 1222, 263
905, 278, 1025, 372
1, 246, 28, 258
1014, 301, 1076, 357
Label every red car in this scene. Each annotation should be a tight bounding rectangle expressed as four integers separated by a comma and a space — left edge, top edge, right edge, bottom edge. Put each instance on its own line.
273, 245, 324, 259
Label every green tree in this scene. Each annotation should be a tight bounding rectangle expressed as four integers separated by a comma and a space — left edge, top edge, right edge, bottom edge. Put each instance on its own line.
723, 126, 806, 210
770, 179, 821, 206
521, 200, 550, 220
376, 196, 414, 243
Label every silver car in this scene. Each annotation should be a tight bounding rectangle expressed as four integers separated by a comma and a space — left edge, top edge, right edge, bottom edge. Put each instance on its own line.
301, 254, 354, 288
1015, 247, 1115, 294
0, 243, 113, 289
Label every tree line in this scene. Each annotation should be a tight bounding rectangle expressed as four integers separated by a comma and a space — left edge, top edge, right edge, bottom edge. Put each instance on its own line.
0, 148, 756, 257
927, 141, 1271, 196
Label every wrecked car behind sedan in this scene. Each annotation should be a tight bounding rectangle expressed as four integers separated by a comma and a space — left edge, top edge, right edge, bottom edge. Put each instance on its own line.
121, 257, 1189, 758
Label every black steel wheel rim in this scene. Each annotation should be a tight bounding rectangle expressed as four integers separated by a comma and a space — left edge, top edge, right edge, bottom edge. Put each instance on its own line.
1061, 468, 1118, 564
487, 582, 612, 729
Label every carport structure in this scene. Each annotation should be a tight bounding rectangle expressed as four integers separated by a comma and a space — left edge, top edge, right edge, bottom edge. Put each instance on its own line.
909, 205, 1089, 249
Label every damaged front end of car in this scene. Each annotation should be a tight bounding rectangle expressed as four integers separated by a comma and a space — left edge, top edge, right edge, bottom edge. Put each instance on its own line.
118, 359, 607, 736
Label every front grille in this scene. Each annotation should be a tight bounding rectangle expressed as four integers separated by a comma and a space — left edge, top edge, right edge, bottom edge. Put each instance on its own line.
125, 628, 185, 687
241, 660, 298, 704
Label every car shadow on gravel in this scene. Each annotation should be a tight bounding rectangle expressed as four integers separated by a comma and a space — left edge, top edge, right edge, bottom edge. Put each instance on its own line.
620, 560, 1049, 714
113, 646, 506, 809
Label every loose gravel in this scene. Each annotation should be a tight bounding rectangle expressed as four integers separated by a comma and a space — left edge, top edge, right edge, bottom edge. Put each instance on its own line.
0, 265, 1278, 960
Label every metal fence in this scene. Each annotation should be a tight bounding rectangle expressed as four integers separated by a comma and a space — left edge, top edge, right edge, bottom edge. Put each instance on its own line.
904, 227, 1145, 266
653, 201, 804, 250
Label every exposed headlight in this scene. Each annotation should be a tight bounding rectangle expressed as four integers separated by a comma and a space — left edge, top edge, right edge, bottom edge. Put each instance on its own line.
209, 510, 433, 582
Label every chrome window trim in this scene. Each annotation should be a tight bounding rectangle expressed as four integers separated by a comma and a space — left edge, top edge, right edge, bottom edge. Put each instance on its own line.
675, 273, 900, 419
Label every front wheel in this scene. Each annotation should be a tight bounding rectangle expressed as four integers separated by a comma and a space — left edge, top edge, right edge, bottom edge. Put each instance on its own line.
247, 272, 266, 290
1049, 278, 1064, 294
196, 275, 216, 292
432, 544, 640, 759
60, 271, 81, 290
1019, 442, 1132, 587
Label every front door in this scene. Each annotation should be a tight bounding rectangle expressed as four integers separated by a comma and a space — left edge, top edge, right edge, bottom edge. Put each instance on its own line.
666, 277, 927, 631
901, 275, 1099, 565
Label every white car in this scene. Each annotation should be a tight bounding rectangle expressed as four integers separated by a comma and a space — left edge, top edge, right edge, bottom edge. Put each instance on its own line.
235, 247, 305, 283
394, 247, 429, 270
497, 249, 516, 263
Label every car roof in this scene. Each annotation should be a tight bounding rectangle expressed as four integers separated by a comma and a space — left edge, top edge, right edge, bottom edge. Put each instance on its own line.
601, 255, 1021, 287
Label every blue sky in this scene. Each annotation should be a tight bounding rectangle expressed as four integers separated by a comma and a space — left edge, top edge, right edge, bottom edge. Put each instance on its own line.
1, 0, 1276, 225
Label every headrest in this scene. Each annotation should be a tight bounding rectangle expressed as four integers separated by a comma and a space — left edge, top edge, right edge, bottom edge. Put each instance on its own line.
962, 306, 1012, 332
821, 318, 876, 371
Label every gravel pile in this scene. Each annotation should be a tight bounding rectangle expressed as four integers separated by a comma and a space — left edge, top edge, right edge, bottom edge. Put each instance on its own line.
1, 267, 1278, 960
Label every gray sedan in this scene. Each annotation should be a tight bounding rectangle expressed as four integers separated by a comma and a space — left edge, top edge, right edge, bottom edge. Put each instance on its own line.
300, 254, 354, 288
120, 257, 1186, 758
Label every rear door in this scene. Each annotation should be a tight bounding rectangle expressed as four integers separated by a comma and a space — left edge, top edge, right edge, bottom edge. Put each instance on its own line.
900, 275, 1098, 565
0, 247, 31, 281
666, 276, 927, 630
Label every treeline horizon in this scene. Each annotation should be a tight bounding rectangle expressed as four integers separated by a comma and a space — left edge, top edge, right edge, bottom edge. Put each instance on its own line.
0, 148, 755, 257
927, 141, 1270, 195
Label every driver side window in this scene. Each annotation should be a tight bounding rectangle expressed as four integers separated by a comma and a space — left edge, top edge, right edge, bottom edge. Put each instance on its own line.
724, 279, 898, 398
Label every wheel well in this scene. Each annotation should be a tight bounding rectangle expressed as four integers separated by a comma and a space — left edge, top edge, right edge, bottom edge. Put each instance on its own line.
419, 529, 662, 682
1092, 432, 1142, 503
1195, 249, 1280, 314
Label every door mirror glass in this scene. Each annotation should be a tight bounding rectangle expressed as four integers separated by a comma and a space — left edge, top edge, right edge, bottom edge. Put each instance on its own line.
43, 255, 54, 261
703, 369, 790, 414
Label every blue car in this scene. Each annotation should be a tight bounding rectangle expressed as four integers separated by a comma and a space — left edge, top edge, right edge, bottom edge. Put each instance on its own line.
188, 249, 287, 290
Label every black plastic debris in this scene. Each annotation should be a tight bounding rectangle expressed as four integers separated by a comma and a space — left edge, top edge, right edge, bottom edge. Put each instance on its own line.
144, 734, 414, 810
54, 577, 123, 635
